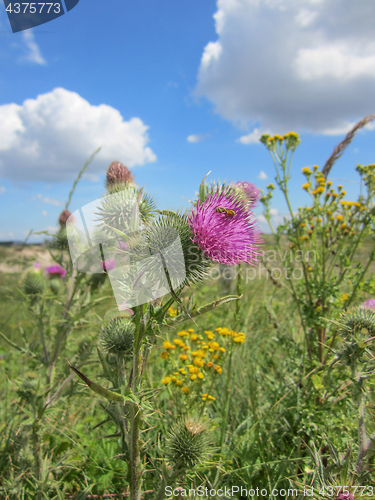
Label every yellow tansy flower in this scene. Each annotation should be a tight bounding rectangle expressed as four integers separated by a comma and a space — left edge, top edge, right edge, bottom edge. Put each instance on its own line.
181, 386, 189, 394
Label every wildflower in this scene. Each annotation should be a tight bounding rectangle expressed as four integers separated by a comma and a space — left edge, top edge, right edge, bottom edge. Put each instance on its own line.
45, 265, 67, 278
181, 386, 189, 394
336, 215, 343, 221
180, 354, 189, 361
177, 330, 189, 337
168, 307, 177, 317
234, 181, 261, 207
193, 357, 204, 367
176, 380, 182, 386
161, 352, 169, 359
198, 372, 204, 379
188, 328, 195, 333
188, 189, 262, 266
207, 362, 214, 368
163, 340, 176, 350
102, 259, 116, 271
313, 165, 319, 170
162, 377, 171, 385
215, 366, 222, 374
340, 294, 349, 302
302, 167, 312, 175
173, 338, 185, 347
337, 494, 354, 500
58, 209, 72, 226
266, 184, 275, 190
119, 301, 134, 316
362, 299, 375, 310
302, 183, 310, 190
190, 374, 197, 381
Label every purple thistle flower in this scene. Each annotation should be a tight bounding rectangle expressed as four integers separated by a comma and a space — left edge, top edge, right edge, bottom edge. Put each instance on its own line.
46, 265, 67, 278
235, 181, 261, 207
102, 259, 116, 271
362, 298, 375, 310
34, 262, 41, 269
337, 494, 354, 500
188, 189, 263, 266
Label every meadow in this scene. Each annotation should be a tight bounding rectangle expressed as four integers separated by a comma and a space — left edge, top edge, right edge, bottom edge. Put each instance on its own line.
0, 124, 374, 500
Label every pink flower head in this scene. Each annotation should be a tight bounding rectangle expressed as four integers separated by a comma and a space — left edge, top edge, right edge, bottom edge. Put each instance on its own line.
46, 265, 67, 278
119, 301, 134, 315
188, 189, 263, 266
119, 241, 129, 251
362, 299, 375, 310
336, 494, 354, 500
34, 262, 41, 269
235, 181, 261, 207
102, 259, 116, 271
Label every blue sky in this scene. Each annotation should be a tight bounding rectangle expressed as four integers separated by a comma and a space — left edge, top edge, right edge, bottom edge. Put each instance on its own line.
0, 0, 375, 241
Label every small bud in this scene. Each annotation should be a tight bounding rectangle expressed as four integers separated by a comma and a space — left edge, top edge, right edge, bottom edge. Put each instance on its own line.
22, 269, 46, 295
100, 317, 135, 355
105, 161, 135, 192
58, 209, 72, 227
167, 418, 212, 470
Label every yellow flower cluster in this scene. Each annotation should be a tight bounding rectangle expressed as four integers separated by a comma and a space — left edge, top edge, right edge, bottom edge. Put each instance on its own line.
168, 307, 177, 317
160, 327, 246, 401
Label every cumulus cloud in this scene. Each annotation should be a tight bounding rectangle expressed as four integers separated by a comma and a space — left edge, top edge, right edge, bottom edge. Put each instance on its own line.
237, 127, 264, 144
0, 186, 5, 194
187, 133, 211, 143
21, 31, 46, 65
0, 88, 157, 183
42, 211, 48, 216
258, 171, 268, 180
196, 0, 375, 134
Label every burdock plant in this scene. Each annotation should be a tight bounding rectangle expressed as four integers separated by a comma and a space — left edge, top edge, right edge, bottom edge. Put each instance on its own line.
67, 168, 262, 500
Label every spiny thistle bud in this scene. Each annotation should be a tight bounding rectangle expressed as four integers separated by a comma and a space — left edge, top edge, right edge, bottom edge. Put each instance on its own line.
126, 212, 211, 289
22, 269, 46, 295
16, 379, 37, 402
105, 161, 135, 192
96, 187, 157, 232
339, 306, 375, 339
58, 209, 72, 227
49, 278, 62, 294
337, 494, 354, 500
167, 418, 211, 469
100, 317, 135, 355
50, 227, 69, 250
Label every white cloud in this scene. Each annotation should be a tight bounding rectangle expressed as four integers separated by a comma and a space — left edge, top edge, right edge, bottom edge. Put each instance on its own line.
32, 194, 63, 206
0, 88, 157, 183
42, 210, 48, 216
187, 134, 209, 143
196, 0, 375, 134
0, 186, 5, 194
258, 171, 268, 180
237, 127, 264, 144
20, 31, 46, 65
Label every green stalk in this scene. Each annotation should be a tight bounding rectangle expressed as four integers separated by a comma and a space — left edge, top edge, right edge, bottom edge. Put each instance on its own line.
345, 247, 375, 310
129, 306, 145, 500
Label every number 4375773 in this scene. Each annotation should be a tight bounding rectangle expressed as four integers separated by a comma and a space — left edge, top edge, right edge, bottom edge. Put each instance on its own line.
6, 3, 61, 14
